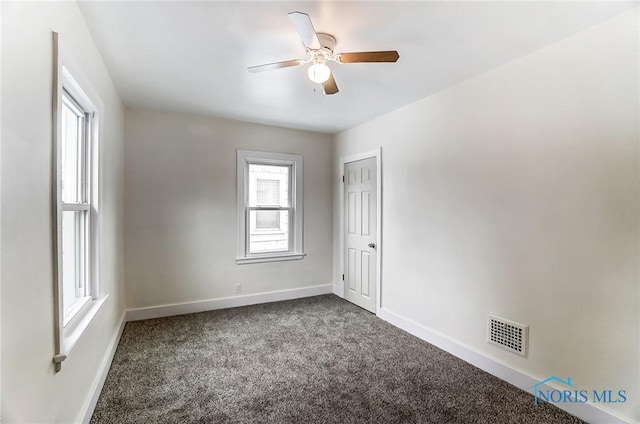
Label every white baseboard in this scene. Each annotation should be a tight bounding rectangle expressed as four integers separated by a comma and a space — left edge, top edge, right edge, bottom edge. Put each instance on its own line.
126, 284, 333, 322
333, 281, 344, 297
81, 313, 126, 424
82, 292, 631, 424
377, 308, 632, 424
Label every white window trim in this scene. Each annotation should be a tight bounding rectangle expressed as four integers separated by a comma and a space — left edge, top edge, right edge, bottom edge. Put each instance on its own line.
236, 150, 305, 264
52, 32, 107, 372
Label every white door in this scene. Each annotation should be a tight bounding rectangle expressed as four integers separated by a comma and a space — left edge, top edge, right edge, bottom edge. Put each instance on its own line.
343, 157, 377, 313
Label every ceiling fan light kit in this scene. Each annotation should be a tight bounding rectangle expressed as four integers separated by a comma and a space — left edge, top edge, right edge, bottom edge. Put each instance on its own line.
308, 63, 331, 84
247, 12, 400, 95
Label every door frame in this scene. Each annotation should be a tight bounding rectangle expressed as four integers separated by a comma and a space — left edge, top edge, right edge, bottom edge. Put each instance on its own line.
338, 148, 382, 314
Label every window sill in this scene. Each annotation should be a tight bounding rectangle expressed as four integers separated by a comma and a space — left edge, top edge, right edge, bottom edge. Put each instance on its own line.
54, 295, 108, 370
236, 253, 306, 265
63, 295, 92, 327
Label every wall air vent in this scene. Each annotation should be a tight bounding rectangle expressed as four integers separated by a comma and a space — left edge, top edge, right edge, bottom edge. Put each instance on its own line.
488, 314, 528, 357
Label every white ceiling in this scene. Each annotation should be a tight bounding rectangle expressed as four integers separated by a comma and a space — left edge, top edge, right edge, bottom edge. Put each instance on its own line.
78, 1, 635, 134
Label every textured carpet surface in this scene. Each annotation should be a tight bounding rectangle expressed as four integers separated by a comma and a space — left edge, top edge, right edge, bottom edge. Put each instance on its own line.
91, 295, 583, 423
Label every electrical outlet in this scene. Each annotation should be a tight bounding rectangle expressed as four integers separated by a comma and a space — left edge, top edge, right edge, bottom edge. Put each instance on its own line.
236, 284, 242, 294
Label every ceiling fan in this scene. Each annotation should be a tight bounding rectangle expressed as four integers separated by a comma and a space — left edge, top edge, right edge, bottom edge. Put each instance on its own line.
247, 12, 400, 95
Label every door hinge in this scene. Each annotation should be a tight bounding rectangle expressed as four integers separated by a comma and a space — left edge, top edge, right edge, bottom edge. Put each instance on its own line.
342, 274, 344, 281
342, 175, 344, 182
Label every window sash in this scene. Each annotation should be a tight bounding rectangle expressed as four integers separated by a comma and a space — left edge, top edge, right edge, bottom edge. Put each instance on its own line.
245, 207, 293, 255
247, 163, 292, 208
62, 89, 90, 204
61, 208, 90, 326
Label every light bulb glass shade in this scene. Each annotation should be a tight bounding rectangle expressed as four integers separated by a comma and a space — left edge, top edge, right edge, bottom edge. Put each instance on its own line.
307, 63, 331, 84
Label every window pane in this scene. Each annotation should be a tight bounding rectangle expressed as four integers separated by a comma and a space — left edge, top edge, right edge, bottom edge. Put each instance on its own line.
62, 210, 87, 319
61, 98, 85, 203
255, 210, 280, 229
256, 179, 280, 205
249, 210, 289, 253
248, 164, 290, 207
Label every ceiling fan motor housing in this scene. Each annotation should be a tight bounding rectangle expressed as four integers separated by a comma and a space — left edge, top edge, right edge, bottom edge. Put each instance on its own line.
307, 33, 337, 64
316, 33, 337, 53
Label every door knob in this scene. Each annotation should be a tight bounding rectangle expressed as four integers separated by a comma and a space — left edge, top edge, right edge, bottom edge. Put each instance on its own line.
368, 242, 376, 249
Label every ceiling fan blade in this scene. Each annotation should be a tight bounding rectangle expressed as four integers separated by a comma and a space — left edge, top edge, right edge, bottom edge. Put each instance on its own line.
247, 59, 304, 73
322, 72, 339, 95
288, 12, 321, 50
338, 51, 400, 63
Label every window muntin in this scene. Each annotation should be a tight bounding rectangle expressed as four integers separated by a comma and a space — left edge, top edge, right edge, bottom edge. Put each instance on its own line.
237, 151, 304, 263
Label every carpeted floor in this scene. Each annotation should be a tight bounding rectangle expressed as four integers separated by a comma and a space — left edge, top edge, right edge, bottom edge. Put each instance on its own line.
91, 294, 583, 423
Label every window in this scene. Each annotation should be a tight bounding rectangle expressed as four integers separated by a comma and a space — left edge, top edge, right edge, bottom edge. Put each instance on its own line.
249, 167, 289, 253
237, 150, 304, 264
52, 32, 106, 371
61, 91, 92, 325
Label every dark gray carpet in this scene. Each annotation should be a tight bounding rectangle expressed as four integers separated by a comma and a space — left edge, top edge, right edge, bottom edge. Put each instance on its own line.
91, 295, 582, 424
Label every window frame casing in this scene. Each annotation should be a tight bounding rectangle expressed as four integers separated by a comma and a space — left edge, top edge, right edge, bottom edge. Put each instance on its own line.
52, 32, 107, 371
236, 150, 304, 264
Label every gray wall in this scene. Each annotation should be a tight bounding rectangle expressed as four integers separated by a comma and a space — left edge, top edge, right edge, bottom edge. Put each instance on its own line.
1, 2, 125, 422
124, 109, 333, 308
333, 9, 639, 421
